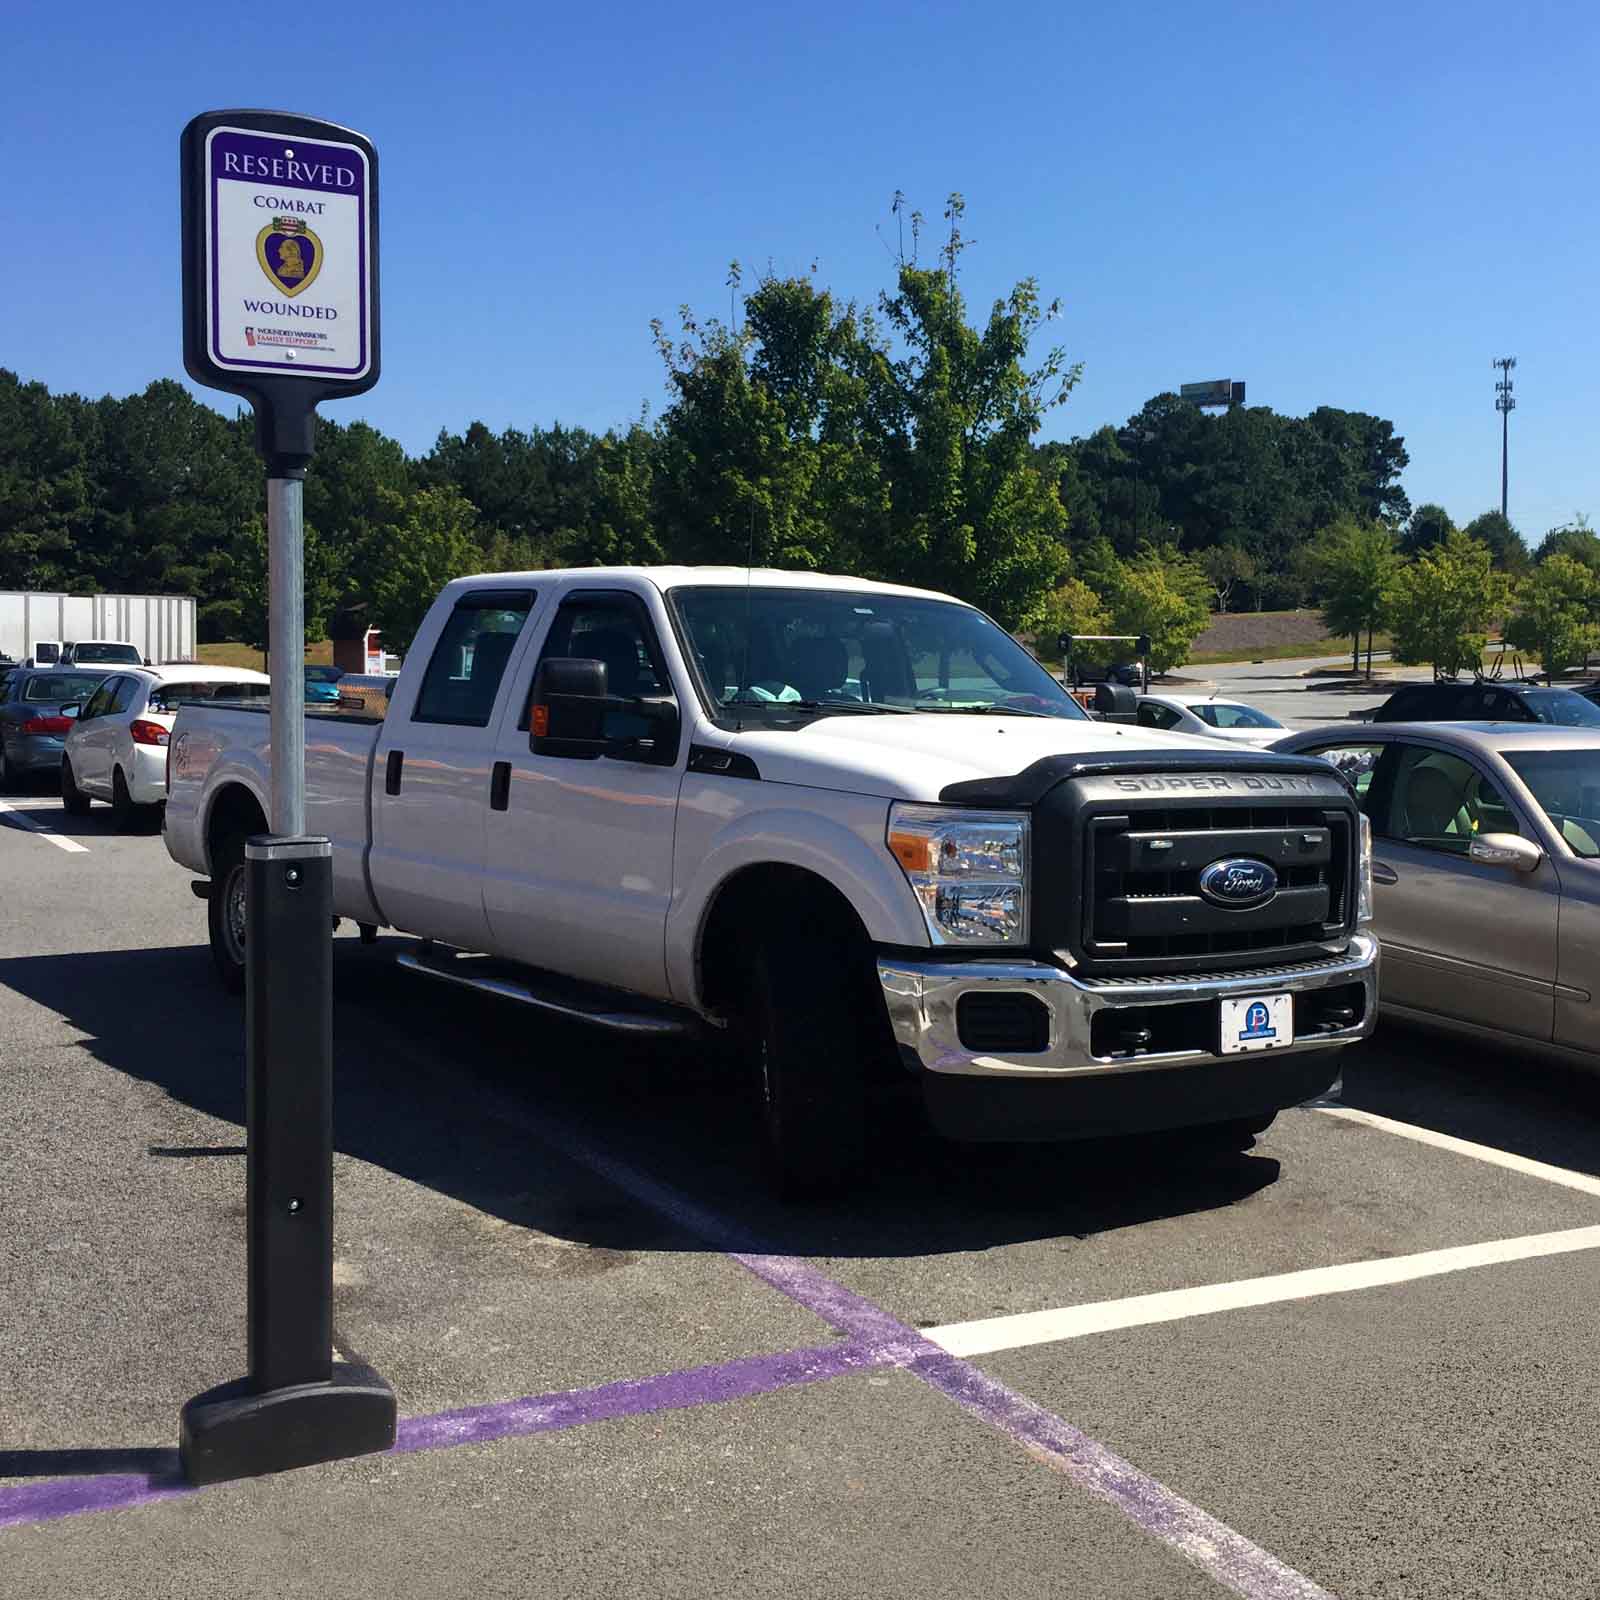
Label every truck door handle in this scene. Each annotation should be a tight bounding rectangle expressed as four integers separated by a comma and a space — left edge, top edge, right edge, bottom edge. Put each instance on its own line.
490, 761, 511, 811
1372, 861, 1398, 885
385, 749, 404, 796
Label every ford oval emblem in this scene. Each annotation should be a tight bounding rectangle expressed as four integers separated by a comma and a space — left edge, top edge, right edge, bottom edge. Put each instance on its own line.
1198, 857, 1277, 908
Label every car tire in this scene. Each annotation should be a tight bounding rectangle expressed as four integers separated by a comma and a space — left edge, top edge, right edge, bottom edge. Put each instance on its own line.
110, 768, 137, 829
0, 742, 18, 795
744, 929, 866, 1202
61, 759, 91, 817
208, 829, 249, 995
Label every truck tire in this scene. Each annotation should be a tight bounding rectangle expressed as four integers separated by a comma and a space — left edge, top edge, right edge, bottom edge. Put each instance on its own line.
208, 829, 249, 995
746, 929, 866, 1201
0, 744, 16, 795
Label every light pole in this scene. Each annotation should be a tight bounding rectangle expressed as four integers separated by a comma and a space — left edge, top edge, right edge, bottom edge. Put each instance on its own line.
1494, 357, 1517, 521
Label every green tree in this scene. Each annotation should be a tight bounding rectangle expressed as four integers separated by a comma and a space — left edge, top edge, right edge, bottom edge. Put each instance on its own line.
1461, 509, 1529, 576
1110, 545, 1210, 673
228, 513, 342, 658
1027, 577, 1110, 667
369, 485, 484, 651
1535, 515, 1600, 570
1505, 554, 1600, 676
1401, 502, 1456, 557
1388, 532, 1513, 678
1198, 543, 1256, 613
1306, 519, 1403, 672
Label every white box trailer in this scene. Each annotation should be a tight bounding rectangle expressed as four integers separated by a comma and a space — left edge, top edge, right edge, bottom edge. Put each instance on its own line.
0, 592, 198, 666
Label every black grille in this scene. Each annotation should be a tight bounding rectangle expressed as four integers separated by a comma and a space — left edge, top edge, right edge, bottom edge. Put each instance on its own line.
1032, 772, 1359, 979
957, 992, 1051, 1053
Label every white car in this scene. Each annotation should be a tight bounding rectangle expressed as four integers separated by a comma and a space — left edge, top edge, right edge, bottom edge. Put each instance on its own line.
1135, 692, 1286, 747
62, 664, 270, 823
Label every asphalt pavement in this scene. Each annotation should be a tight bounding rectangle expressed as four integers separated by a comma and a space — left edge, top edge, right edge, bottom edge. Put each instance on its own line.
5, 781, 1600, 1598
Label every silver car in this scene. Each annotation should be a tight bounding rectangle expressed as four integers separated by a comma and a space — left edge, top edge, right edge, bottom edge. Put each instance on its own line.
0, 667, 115, 793
1275, 721, 1600, 1065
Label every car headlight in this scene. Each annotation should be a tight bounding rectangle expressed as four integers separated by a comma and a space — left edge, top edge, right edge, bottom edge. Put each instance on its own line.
887, 804, 1029, 946
1357, 812, 1374, 926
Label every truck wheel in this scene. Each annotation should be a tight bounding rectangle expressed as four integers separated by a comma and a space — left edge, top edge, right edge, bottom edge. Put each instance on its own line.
746, 931, 866, 1201
0, 745, 16, 795
208, 830, 249, 995
60, 759, 91, 816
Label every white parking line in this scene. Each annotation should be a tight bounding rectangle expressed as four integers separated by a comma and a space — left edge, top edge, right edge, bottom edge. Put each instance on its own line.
0, 800, 90, 853
1316, 1104, 1600, 1200
926, 1224, 1600, 1356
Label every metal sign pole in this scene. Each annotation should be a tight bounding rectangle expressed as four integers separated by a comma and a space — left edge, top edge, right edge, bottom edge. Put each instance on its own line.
266, 476, 307, 837
179, 107, 392, 1484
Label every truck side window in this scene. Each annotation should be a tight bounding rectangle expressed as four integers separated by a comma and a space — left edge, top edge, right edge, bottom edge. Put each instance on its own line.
524, 595, 671, 741
413, 591, 535, 727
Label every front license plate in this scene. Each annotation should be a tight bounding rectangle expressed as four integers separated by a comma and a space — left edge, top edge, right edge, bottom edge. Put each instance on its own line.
1219, 993, 1294, 1054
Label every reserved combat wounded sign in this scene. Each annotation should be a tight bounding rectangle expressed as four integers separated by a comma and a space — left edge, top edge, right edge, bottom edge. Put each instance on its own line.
204, 126, 371, 379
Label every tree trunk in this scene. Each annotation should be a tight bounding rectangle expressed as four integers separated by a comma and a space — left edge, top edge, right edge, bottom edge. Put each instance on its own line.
1352, 635, 1359, 673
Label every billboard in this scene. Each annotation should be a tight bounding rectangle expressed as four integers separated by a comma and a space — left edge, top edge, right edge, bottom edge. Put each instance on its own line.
1180, 379, 1244, 407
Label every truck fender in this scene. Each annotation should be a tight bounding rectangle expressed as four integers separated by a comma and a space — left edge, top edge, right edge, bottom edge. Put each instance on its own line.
197, 756, 270, 873
666, 801, 929, 1011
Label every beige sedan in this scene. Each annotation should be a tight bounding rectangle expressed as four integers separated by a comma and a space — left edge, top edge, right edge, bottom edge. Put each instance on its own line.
1275, 721, 1600, 1065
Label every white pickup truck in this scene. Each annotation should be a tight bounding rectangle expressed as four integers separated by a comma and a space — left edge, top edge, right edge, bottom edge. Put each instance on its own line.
164, 566, 1378, 1194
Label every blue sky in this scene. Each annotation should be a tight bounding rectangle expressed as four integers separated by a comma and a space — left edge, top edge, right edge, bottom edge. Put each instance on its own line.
8, 0, 1596, 541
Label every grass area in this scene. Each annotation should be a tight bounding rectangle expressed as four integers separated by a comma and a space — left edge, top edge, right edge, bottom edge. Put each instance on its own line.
1188, 634, 1392, 667
199, 640, 334, 670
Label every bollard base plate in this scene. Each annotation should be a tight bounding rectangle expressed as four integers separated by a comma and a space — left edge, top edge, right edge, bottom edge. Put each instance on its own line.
180, 1363, 397, 1485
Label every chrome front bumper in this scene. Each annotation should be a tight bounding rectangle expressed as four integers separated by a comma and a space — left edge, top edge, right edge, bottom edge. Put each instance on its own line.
876, 933, 1378, 1080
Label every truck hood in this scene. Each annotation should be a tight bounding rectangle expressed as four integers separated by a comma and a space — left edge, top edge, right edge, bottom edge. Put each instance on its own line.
717, 713, 1239, 802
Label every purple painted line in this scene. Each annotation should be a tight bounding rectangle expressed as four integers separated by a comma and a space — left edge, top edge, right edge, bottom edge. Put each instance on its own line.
906, 1352, 1336, 1600
393, 1338, 889, 1454
0, 1339, 896, 1533
0, 1470, 191, 1532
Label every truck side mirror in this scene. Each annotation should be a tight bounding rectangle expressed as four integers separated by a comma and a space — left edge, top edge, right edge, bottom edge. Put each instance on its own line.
530, 657, 610, 757
1093, 683, 1137, 721
529, 657, 682, 763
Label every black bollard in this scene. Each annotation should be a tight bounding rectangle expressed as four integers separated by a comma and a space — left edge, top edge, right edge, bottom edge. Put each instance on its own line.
179, 836, 395, 1484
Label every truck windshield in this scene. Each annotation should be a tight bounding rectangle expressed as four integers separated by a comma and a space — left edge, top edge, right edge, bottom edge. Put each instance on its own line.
670, 586, 1086, 721
71, 643, 142, 664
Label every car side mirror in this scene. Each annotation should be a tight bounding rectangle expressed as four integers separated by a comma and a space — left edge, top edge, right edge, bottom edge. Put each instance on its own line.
1469, 832, 1542, 873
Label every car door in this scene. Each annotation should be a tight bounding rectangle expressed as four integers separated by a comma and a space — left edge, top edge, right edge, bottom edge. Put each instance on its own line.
73, 676, 128, 794
370, 587, 539, 952
1366, 739, 1558, 1040
482, 586, 684, 999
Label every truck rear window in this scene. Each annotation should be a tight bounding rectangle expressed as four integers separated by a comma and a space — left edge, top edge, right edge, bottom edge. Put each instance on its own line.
413, 591, 535, 726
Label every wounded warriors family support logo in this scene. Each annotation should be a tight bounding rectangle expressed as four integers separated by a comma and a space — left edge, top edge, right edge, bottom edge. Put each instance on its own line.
255, 215, 323, 297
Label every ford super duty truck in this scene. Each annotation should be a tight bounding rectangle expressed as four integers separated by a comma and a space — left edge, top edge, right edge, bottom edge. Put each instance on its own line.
164, 566, 1378, 1195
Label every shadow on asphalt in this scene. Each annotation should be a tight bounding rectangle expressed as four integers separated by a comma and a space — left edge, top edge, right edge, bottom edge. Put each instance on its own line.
0, 1447, 181, 1482
0, 940, 1288, 1261
1336, 1019, 1600, 1180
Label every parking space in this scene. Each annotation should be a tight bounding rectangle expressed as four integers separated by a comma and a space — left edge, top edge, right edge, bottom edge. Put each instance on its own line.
6, 815, 1600, 1597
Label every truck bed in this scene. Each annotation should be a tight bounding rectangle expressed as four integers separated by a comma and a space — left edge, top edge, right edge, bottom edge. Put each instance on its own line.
165, 700, 386, 925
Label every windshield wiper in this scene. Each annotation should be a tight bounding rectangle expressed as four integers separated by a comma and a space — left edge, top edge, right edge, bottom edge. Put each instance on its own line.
913, 703, 1056, 717
723, 697, 911, 716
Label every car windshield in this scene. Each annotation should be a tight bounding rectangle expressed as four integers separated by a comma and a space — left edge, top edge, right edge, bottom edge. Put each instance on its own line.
1504, 749, 1600, 858
71, 643, 140, 664
1190, 702, 1282, 729
1520, 689, 1600, 728
23, 673, 105, 704
670, 585, 1087, 721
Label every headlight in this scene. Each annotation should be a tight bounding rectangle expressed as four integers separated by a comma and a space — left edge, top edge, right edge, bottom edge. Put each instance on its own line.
887, 804, 1029, 946
1357, 812, 1374, 926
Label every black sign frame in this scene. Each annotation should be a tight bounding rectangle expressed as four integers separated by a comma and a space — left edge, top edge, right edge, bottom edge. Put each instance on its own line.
180, 108, 381, 471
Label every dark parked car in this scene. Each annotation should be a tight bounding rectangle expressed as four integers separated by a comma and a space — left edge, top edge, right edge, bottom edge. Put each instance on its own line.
0, 667, 115, 791
1372, 681, 1600, 727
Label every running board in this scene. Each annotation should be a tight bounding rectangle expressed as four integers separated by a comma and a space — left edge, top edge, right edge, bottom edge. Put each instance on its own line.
396, 949, 696, 1037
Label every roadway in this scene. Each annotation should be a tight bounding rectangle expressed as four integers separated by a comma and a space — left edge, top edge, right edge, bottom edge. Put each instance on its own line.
4, 786, 1600, 1598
